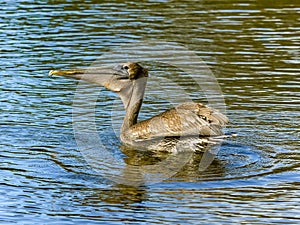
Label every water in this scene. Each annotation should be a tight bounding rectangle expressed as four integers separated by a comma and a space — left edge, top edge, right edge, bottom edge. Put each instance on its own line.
1, 0, 299, 224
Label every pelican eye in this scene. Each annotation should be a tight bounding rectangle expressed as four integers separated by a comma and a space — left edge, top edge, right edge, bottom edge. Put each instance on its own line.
123, 65, 129, 70
201, 116, 207, 121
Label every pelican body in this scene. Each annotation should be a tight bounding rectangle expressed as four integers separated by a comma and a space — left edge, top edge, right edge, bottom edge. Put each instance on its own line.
50, 63, 228, 152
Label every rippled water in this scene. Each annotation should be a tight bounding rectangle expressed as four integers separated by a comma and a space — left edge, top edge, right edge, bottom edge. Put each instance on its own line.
1, 0, 299, 224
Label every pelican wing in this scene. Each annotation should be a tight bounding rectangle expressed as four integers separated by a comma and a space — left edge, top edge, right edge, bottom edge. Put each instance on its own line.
127, 102, 228, 141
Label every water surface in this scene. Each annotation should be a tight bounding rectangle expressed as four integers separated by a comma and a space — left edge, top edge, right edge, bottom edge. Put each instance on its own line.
0, 0, 299, 224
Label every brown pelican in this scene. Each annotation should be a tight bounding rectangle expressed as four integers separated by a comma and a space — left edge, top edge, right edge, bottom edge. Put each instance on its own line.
49, 62, 229, 152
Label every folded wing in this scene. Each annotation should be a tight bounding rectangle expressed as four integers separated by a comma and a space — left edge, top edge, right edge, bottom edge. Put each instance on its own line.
127, 102, 229, 141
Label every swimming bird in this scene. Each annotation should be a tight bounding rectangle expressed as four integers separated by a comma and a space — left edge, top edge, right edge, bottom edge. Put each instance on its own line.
49, 62, 229, 152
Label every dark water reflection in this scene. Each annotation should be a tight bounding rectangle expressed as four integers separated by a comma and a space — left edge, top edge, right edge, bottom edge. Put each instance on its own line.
0, 0, 299, 224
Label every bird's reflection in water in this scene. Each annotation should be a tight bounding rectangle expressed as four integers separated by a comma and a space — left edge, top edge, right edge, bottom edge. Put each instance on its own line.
78, 144, 225, 207
119, 140, 225, 183
73, 183, 147, 209
87, 184, 147, 205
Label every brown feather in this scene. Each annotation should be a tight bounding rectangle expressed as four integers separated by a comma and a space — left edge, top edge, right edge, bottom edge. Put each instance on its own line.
127, 102, 228, 141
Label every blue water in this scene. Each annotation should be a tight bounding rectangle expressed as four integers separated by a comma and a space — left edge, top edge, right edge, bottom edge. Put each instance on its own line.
0, 0, 299, 224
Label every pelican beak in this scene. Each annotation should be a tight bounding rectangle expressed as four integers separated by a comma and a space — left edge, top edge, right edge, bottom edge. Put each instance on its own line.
49, 68, 87, 79
49, 67, 118, 81
49, 65, 129, 79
